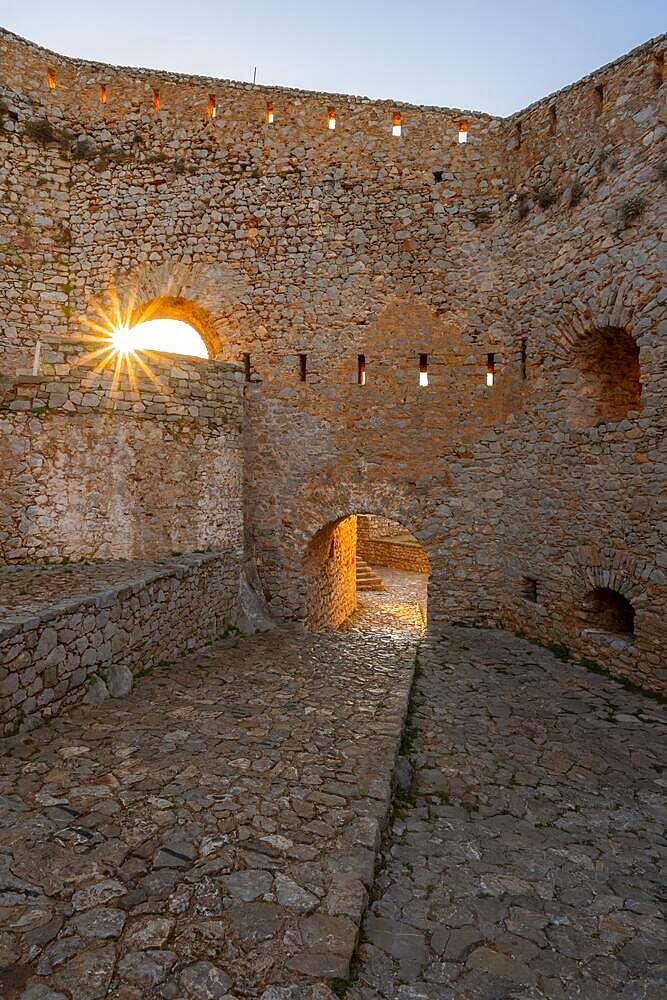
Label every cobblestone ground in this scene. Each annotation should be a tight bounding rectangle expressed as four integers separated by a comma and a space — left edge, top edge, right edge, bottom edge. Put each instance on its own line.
0, 573, 424, 999
350, 627, 667, 1000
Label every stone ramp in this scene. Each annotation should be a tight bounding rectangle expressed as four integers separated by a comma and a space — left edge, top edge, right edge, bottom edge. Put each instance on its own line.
0, 583, 424, 997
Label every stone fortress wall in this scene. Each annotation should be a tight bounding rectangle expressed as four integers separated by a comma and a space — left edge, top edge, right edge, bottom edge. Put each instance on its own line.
0, 25, 665, 717
0, 342, 244, 563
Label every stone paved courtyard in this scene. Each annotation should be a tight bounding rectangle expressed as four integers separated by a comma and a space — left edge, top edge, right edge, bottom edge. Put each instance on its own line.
1, 568, 666, 999
350, 623, 667, 1000
0, 572, 423, 998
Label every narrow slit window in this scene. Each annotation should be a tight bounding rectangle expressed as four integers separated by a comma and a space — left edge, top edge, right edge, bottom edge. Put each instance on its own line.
265, 101, 274, 124
458, 120, 468, 143
594, 84, 604, 115
208, 94, 217, 118
99, 83, 107, 105
152, 89, 160, 112
515, 121, 522, 148
522, 577, 538, 603
46, 68, 56, 90
299, 353, 307, 381
521, 338, 527, 380
328, 107, 336, 130
358, 354, 366, 385
392, 112, 402, 137
433, 170, 443, 183
243, 352, 251, 382
486, 353, 495, 386
419, 353, 428, 387
653, 52, 664, 89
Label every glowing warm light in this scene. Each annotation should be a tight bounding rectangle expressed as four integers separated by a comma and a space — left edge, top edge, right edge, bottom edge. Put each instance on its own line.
486, 352, 495, 386
47, 68, 56, 90
392, 112, 402, 137
80, 289, 211, 408
208, 95, 217, 118
112, 319, 208, 358
111, 326, 135, 354
266, 102, 274, 124
419, 371, 428, 387
99, 84, 107, 105
458, 120, 468, 143
152, 89, 160, 112
328, 108, 336, 130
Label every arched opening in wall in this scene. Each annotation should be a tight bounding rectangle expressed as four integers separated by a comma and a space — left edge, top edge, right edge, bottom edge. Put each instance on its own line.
303, 513, 430, 632
110, 297, 220, 359
581, 587, 635, 639
565, 326, 640, 427
113, 319, 208, 358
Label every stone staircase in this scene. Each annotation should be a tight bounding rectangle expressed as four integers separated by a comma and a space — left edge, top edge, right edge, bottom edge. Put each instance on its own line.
356, 557, 385, 592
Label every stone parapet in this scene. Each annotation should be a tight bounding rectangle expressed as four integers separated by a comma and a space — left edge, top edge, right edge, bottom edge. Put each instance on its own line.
0, 552, 239, 736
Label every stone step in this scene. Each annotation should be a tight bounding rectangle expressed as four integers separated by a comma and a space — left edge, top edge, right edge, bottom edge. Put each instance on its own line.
356, 558, 385, 592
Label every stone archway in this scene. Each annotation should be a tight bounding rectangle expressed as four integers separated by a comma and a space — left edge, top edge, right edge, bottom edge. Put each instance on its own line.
128, 296, 220, 359
301, 508, 431, 631
83, 260, 253, 360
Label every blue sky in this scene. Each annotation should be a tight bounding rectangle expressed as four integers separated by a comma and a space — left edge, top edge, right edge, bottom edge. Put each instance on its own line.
3, 0, 664, 115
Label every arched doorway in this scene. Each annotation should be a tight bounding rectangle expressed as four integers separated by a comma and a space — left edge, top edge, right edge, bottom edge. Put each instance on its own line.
302, 513, 430, 631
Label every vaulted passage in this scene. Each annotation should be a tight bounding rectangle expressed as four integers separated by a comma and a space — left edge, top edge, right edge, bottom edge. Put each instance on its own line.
302, 513, 430, 631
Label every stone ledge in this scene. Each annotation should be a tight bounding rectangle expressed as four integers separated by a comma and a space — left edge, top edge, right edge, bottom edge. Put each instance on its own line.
0, 551, 240, 737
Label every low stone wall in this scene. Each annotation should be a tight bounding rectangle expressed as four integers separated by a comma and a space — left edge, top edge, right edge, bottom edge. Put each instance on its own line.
358, 515, 407, 541
500, 610, 666, 699
359, 538, 431, 575
0, 551, 239, 737
0, 345, 244, 563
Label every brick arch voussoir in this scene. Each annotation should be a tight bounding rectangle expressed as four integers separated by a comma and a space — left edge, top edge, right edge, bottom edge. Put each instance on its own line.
543, 278, 652, 364
569, 546, 650, 609
298, 482, 432, 565
90, 260, 253, 359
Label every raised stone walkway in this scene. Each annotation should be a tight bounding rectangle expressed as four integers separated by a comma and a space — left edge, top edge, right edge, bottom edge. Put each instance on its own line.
0, 572, 423, 998
350, 626, 667, 1000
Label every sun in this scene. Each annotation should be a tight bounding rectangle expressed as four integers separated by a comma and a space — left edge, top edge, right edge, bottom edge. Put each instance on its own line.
111, 325, 136, 355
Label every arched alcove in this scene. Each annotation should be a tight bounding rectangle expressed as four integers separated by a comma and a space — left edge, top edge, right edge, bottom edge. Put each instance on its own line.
582, 587, 635, 637
566, 326, 641, 427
